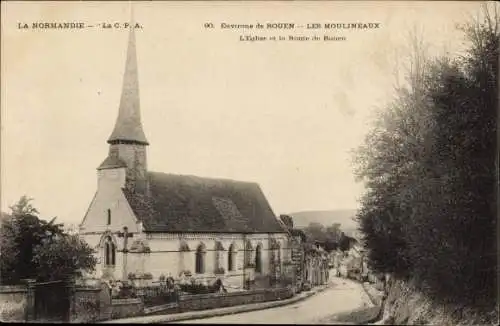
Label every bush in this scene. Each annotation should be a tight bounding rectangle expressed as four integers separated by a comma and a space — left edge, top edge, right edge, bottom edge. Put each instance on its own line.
0, 197, 97, 284
112, 282, 137, 299
179, 282, 214, 295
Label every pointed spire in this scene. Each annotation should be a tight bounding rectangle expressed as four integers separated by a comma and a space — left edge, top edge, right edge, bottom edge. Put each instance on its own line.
108, 5, 148, 145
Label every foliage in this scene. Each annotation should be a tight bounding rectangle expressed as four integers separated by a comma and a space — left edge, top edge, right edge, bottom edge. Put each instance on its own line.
0, 196, 96, 284
302, 222, 352, 252
279, 214, 294, 228
111, 281, 137, 299
32, 233, 97, 281
178, 278, 222, 295
353, 10, 498, 308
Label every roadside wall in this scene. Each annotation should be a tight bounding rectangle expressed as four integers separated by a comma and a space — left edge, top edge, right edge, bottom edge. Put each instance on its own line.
0, 284, 28, 322
177, 286, 294, 313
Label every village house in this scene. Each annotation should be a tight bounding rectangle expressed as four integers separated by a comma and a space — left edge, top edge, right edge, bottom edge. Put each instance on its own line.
78, 25, 289, 290
303, 243, 329, 287
278, 215, 329, 291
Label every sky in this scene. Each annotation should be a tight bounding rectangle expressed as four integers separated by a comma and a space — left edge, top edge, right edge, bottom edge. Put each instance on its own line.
1, 1, 490, 226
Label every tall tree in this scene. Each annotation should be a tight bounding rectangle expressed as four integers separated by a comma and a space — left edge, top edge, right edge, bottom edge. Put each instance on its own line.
0, 196, 97, 284
354, 8, 498, 309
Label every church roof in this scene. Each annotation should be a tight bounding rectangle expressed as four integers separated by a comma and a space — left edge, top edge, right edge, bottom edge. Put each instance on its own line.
97, 155, 128, 170
123, 171, 287, 233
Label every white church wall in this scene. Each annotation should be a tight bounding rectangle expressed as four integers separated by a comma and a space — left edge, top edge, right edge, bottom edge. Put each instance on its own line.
79, 167, 142, 281
82, 234, 102, 250
80, 167, 139, 235
135, 232, 288, 285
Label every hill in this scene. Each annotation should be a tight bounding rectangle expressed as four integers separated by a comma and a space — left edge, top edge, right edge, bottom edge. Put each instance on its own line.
288, 209, 360, 238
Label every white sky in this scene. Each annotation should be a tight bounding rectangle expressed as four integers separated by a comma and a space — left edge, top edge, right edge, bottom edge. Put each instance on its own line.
1, 1, 489, 226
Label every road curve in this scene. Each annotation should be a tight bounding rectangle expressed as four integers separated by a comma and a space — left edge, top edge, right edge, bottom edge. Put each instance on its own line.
174, 277, 373, 324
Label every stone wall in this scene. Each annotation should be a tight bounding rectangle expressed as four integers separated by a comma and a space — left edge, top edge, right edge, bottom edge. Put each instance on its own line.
0, 284, 28, 322
111, 298, 144, 320
177, 287, 294, 313
71, 287, 101, 323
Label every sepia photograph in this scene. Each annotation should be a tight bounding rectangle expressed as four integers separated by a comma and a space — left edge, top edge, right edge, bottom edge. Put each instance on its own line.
1, 1, 498, 324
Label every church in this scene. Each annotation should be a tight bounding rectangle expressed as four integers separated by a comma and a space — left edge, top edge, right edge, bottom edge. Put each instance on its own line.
78, 25, 289, 289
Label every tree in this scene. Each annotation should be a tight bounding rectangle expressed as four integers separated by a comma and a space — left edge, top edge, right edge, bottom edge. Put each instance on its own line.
0, 196, 97, 284
303, 222, 327, 243
279, 214, 294, 229
302, 222, 348, 252
338, 232, 356, 252
354, 7, 498, 310
325, 223, 342, 242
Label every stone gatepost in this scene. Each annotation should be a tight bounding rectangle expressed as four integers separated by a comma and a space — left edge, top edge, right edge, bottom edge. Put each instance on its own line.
66, 276, 76, 322
21, 279, 36, 321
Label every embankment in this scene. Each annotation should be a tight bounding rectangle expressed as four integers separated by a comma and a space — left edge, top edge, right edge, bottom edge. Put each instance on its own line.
377, 278, 498, 325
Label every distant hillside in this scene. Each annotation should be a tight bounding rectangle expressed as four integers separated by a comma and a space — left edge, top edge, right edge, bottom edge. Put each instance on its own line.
288, 209, 361, 238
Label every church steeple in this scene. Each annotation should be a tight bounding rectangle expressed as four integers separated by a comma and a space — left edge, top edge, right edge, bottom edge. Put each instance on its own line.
107, 16, 148, 146
98, 9, 149, 195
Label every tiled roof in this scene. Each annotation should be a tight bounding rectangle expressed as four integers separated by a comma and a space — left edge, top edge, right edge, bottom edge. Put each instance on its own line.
123, 171, 287, 233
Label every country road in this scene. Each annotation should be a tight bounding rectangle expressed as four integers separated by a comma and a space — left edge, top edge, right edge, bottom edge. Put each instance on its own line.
174, 276, 374, 324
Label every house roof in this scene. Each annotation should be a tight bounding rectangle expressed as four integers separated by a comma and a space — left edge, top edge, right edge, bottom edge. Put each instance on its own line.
123, 171, 287, 233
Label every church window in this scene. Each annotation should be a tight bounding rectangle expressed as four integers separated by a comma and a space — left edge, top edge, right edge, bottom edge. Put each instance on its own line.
228, 243, 237, 271
214, 241, 224, 271
107, 209, 111, 225
179, 241, 190, 274
245, 240, 253, 267
255, 243, 263, 273
195, 243, 206, 274
104, 236, 116, 266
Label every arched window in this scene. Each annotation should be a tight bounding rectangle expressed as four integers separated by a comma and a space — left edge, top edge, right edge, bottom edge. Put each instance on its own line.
195, 243, 206, 274
245, 240, 253, 267
228, 243, 237, 271
255, 243, 263, 273
214, 241, 224, 271
104, 236, 116, 266
179, 241, 190, 274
